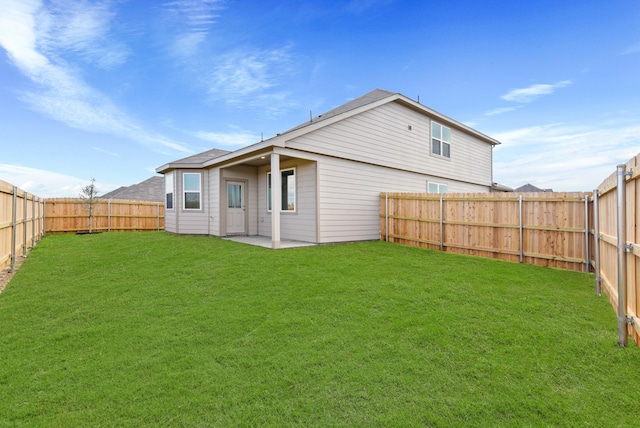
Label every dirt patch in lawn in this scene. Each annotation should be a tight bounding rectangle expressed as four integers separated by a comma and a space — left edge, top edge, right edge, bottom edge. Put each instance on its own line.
0, 255, 26, 294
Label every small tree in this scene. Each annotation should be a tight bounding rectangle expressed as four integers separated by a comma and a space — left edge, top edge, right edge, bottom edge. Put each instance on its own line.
80, 178, 100, 233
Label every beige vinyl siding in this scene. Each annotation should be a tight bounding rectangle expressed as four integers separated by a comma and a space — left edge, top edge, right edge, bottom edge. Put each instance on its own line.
221, 166, 259, 236
317, 156, 486, 243
208, 168, 221, 236
164, 208, 177, 233
258, 159, 317, 242
176, 169, 209, 235
163, 172, 177, 233
286, 101, 493, 186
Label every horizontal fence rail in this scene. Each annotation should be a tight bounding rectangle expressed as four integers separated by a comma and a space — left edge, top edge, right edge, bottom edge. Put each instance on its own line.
45, 198, 164, 234
381, 192, 591, 272
0, 180, 46, 271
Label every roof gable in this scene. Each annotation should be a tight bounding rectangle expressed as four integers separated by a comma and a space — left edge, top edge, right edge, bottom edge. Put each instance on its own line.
156, 88, 501, 173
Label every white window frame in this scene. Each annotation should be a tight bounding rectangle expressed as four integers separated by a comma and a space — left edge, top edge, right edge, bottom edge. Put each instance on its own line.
183, 172, 202, 210
431, 121, 451, 159
165, 172, 174, 210
427, 181, 448, 194
267, 167, 296, 212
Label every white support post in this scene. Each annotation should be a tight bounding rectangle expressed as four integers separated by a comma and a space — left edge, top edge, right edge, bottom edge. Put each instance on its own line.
271, 153, 281, 249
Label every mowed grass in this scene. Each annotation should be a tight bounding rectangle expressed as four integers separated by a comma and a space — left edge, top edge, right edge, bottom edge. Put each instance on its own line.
1, 233, 638, 427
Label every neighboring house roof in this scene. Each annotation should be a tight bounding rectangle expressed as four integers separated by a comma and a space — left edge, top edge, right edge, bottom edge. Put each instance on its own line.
515, 183, 553, 192
157, 88, 501, 174
101, 176, 164, 201
491, 182, 514, 192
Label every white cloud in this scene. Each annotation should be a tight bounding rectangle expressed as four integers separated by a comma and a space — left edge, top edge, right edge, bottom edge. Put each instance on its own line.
92, 147, 120, 157
37, 0, 129, 69
201, 46, 299, 117
208, 47, 294, 99
492, 122, 640, 191
162, 0, 224, 56
0, 0, 190, 154
501, 80, 572, 103
194, 130, 261, 146
0, 164, 120, 198
620, 41, 640, 55
484, 105, 523, 117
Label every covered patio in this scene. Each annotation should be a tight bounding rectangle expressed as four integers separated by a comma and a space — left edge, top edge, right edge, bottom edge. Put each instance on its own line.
222, 235, 317, 249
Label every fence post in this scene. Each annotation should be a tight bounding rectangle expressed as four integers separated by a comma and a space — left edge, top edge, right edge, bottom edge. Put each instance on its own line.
157, 202, 161, 231
108, 199, 111, 232
23, 191, 27, 255
518, 195, 524, 263
43, 199, 47, 237
584, 195, 590, 273
616, 164, 629, 347
385, 193, 389, 242
31, 196, 35, 248
593, 190, 601, 296
439, 195, 444, 251
11, 187, 17, 271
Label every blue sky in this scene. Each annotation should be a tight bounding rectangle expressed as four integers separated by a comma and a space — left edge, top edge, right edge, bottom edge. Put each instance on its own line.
1, 0, 639, 197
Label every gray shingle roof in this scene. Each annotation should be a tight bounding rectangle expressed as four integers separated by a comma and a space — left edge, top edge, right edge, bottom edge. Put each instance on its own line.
101, 176, 165, 202
515, 183, 553, 192
169, 148, 232, 166
284, 88, 397, 133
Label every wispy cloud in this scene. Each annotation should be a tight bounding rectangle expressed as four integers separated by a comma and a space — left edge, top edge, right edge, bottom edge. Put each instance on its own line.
0, 164, 119, 198
0, 0, 190, 154
484, 105, 523, 117
501, 80, 572, 103
162, 0, 224, 56
92, 147, 121, 157
202, 46, 299, 117
38, 0, 129, 69
208, 47, 294, 98
620, 41, 640, 55
194, 129, 261, 146
492, 121, 640, 190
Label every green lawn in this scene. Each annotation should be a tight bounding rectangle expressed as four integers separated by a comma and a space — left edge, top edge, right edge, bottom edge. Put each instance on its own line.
1, 233, 638, 427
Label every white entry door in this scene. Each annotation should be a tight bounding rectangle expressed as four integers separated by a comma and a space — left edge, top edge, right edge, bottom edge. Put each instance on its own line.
227, 181, 245, 234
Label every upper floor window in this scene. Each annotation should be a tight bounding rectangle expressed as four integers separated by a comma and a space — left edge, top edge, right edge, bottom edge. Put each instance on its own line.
183, 173, 201, 210
431, 122, 451, 158
428, 182, 448, 193
267, 168, 296, 212
165, 172, 174, 210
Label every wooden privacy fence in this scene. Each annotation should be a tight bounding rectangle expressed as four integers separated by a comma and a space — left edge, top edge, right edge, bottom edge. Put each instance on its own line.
380, 153, 640, 346
594, 154, 640, 346
0, 180, 46, 271
380, 191, 591, 272
45, 198, 164, 234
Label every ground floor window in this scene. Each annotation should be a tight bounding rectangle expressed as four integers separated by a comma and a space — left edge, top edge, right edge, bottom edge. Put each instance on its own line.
165, 172, 174, 210
428, 181, 448, 193
267, 168, 296, 211
183, 173, 201, 210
